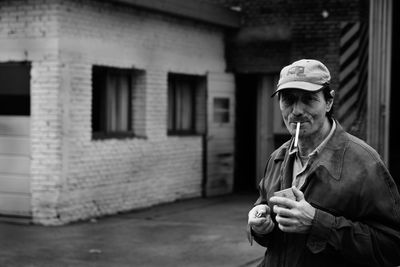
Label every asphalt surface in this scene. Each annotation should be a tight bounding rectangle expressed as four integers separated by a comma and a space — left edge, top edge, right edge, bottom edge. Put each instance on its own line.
0, 193, 265, 267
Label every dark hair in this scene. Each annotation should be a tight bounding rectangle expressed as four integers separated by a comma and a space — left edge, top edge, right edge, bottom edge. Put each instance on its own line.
321, 85, 334, 118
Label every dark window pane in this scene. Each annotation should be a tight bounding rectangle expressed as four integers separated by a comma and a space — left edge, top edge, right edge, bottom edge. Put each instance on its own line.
0, 96, 30, 115
0, 62, 30, 116
168, 74, 199, 135
213, 112, 230, 123
213, 97, 230, 123
213, 98, 229, 110
92, 66, 132, 137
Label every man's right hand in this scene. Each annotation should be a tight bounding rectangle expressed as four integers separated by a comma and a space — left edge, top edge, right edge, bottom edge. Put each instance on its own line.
248, 204, 275, 235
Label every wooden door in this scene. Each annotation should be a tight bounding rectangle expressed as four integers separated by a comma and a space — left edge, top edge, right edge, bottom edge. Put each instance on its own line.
205, 72, 235, 196
256, 76, 276, 184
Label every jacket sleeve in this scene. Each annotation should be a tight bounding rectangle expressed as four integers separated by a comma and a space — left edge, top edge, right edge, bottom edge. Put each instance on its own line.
306, 160, 400, 266
249, 193, 279, 248
249, 155, 280, 248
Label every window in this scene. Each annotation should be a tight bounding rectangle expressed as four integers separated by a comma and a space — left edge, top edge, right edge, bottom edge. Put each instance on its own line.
0, 62, 30, 116
168, 74, 206, 135
213, 97, 230, 123
92, 66, 145, 139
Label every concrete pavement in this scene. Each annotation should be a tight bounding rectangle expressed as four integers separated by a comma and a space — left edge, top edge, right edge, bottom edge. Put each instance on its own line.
0, 194, 265, 267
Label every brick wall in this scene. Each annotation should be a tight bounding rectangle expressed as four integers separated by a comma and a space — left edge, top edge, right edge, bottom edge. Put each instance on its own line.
225, 0, 368, 91
30, 58, 65, 224
0, 0, 228, 224
0, 1, 63, 224
54, 0, 227, 224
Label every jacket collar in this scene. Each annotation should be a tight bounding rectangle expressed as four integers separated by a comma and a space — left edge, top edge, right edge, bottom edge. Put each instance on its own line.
274, 119, 348, 181
314, 121, 348, 180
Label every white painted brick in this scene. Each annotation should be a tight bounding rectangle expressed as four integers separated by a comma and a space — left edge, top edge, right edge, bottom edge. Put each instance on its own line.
1, 0, 228, 225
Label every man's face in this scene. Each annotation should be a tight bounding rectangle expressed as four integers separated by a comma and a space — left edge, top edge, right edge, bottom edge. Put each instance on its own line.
279, 89, 333, 138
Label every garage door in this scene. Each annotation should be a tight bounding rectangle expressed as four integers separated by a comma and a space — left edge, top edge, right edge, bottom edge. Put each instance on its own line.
0, 62, 31, 217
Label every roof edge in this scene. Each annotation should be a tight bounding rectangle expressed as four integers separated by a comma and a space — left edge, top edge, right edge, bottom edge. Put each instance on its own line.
112, 0, 240, 28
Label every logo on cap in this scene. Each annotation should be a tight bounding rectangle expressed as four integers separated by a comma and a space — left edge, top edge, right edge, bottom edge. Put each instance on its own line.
287, 66, 306, 78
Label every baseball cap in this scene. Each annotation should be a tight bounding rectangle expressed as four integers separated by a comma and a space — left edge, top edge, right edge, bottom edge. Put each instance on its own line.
272, 59, 331, 96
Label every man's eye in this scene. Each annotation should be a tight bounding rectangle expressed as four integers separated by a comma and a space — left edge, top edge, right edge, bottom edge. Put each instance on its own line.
302, 95, 318, 104
281, 95, 295, 105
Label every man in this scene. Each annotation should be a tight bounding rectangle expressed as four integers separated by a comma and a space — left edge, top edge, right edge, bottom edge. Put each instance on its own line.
247, 59, 400, 267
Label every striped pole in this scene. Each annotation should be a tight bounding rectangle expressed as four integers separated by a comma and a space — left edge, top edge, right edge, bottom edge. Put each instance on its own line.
337, 21, 368, 139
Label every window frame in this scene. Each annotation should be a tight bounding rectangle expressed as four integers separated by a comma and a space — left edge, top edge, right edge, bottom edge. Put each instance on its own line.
92, 65, 135, 140
167, 73, 204, 136
213, 97, 230, 123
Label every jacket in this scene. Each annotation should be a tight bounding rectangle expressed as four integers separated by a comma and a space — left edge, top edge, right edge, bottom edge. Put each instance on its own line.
252, 121, 400, 267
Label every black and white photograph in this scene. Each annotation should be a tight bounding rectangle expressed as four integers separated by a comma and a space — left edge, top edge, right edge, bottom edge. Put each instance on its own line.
0, 0, 399, 266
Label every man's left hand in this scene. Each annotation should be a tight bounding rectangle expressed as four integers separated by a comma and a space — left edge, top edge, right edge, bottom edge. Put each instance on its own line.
269, 186, 316, 234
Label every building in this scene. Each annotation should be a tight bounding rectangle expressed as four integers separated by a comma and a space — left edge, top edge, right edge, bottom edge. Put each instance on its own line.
0, 0, 397, 225
0, 0, 239, 225
219, 0, 399, 192
225, 0, 370, 191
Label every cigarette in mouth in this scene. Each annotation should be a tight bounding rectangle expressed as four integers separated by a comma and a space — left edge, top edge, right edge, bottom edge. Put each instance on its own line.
294, 122, 300, 148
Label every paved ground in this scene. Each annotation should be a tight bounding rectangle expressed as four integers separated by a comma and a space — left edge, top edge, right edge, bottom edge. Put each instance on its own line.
0, 194, 265, 267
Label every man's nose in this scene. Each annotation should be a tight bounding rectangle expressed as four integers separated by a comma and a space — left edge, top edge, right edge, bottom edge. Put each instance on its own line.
291, 101, 305, 116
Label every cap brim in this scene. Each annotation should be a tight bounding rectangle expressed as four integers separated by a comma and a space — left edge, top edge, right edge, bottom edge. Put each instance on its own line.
271, 81, 324, 97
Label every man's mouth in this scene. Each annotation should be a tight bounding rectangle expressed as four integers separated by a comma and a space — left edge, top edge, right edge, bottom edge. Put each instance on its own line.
290, 121, 306, 125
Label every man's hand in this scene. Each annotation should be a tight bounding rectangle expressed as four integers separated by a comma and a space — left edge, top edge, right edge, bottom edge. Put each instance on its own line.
269, 186, 316, 234
248, 204, 275, 235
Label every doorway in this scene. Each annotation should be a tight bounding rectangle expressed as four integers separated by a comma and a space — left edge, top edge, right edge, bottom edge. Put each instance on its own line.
234, 74, 257, 193
234, 74, 283, 193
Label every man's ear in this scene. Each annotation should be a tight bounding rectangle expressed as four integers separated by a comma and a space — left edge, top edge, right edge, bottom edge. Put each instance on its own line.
326, 90, 335, 112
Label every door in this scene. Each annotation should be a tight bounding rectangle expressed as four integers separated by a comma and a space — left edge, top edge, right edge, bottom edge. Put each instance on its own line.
234, 74, 257, 192
234, 74, 281, 193
0, 62, 31, 217
256, 76, 277, 184
205, 72, 235, 196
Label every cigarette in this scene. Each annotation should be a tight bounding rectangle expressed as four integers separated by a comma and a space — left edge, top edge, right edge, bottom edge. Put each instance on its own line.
294, 122, 300, 147
256, 211, 265, 218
